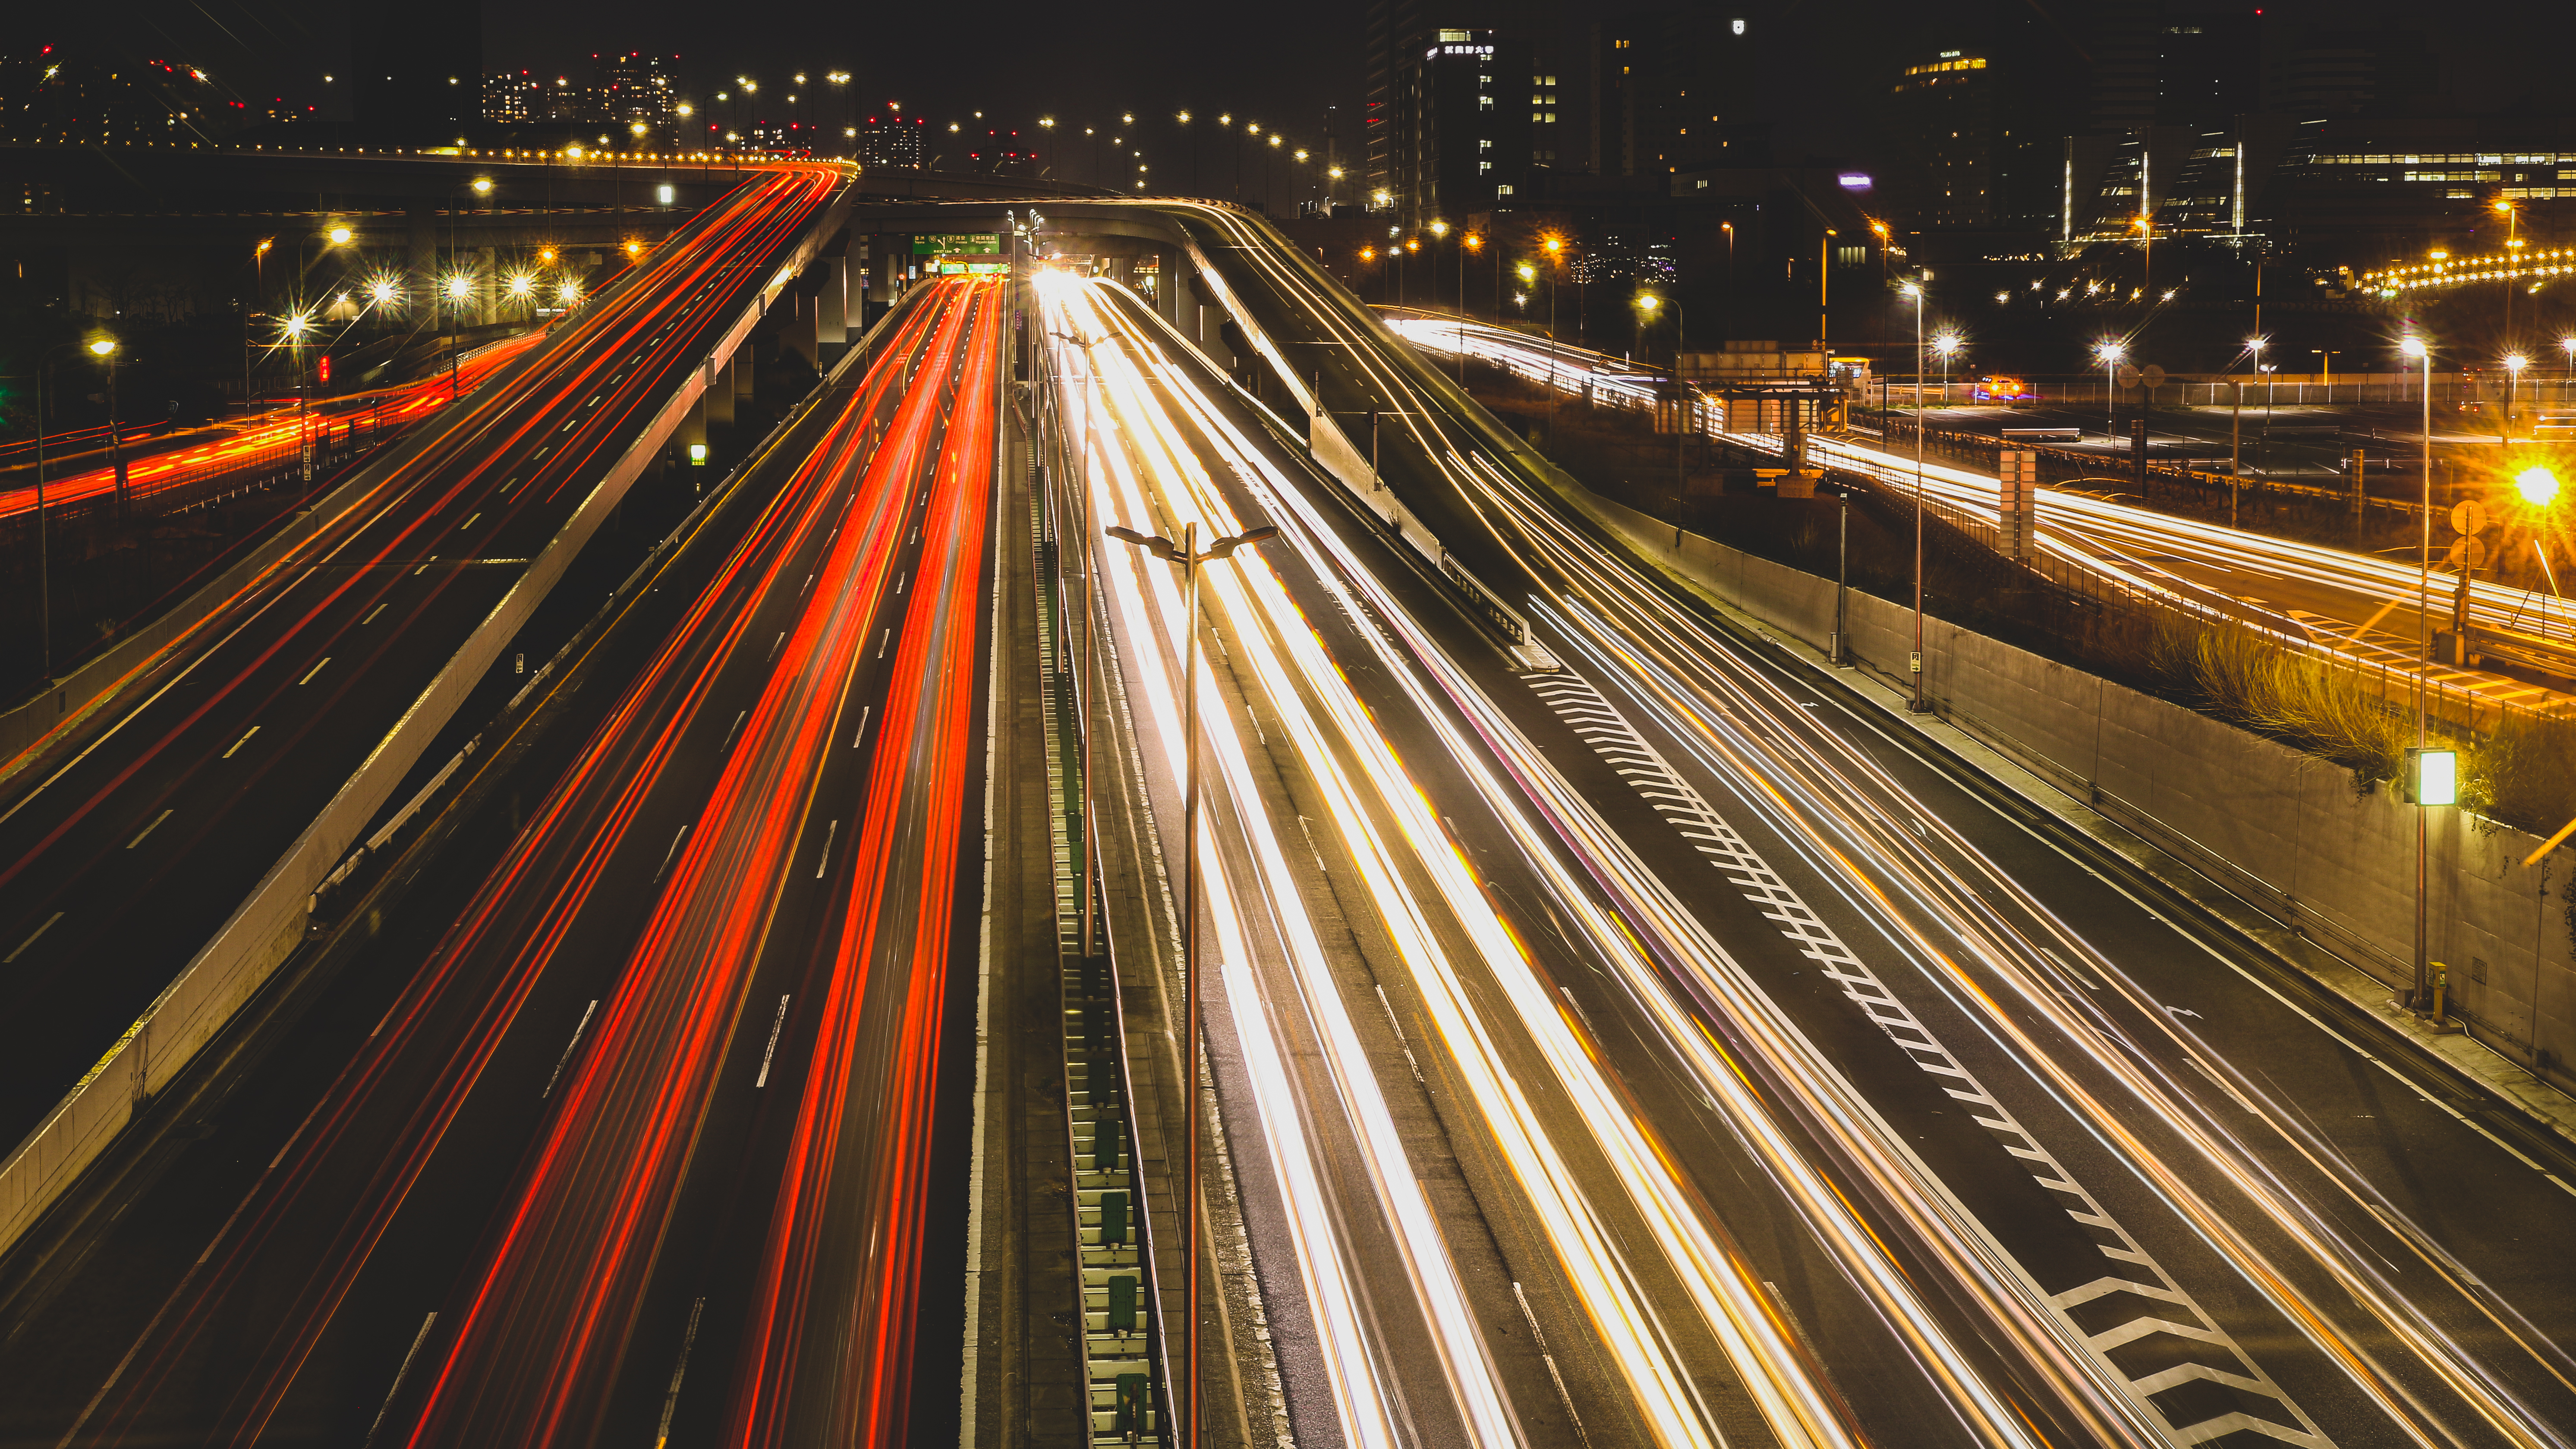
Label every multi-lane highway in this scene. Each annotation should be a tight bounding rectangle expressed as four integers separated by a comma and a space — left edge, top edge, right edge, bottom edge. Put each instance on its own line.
0, 274, 1004, 1447
1391, 312, 2576, 709
1048, 200, 2576, 1448
0, 162, 842, 1189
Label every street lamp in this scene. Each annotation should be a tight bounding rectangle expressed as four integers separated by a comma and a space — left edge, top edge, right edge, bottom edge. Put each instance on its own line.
1639, 292, 1690, 511
2400, 333, 2437, 1014
1102, 517, 1278, 1449
443, 271, 474, 398
2504, 352, 2529, 444
1931, 329, 1961, 406
88, 337, 128, 519
1902, 280, 1928, 711
2095, 339, 2127, 440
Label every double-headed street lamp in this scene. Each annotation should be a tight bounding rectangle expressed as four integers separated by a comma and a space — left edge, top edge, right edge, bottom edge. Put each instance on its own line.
1102, 517, 1276, 1449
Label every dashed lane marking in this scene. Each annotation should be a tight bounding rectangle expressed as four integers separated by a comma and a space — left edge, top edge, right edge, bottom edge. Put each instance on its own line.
1526, 670, 2333, 1449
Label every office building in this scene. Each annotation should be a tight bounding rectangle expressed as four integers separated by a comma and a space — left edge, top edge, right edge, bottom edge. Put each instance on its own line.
599, 53, 678, 134
482, 71, 537, 125
1589, 4, 1761, 179
1389, 27, 1534, 222
860, 111, 927, 170
1886, 50, 1995, 229
1364, 0, 1566, 212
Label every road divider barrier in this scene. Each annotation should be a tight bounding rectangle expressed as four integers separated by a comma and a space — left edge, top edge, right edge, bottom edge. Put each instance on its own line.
0, 176, 860, 1261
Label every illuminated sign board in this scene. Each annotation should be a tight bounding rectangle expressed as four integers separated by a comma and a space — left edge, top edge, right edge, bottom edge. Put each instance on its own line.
912, 233, 1000, 255
1838, 173, 1873, 191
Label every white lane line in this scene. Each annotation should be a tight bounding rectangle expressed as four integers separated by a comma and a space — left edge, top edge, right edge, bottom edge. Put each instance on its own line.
297, 657, 332, 687
877, 628, 891, 658
126, 809, 174, 850
755, 995, 792, 1087
458, 513, 480, 532
358, 1312, 439, 1449
413, 557, 437, 575
540, 1001, 599, 1099
361, 602, 389, 625
851, 704, 872, 750
653, 825, 691, 884
6, 911, 64, 964
223, 726, 261, 759
721, 710, 747, 752
813, 819, 839, 879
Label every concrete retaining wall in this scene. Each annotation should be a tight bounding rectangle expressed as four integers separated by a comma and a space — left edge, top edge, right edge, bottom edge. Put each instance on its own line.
0, 185, 856, 1258
1565, 482, 2576, 1096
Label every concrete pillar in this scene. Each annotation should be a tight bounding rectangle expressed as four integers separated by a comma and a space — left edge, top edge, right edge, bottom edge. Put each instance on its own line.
732, 351, 755, 408
779, 291, 819, 372
817, 255, 848, 345
677, 391, 709, 465
705, 354, 735, 427
408, 203, 438, 287
478, 247, 498, 325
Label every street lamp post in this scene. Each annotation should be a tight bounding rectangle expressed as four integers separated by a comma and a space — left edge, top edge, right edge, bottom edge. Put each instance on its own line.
1903, 279, 1928, 712
88, 339, 126, 519
2096, 340, 2126, 442
2504, 353, 2529, 445
1639, 292, 1688, 509
2401, 334, 2434, 1013
1102, 518, 1277, 1449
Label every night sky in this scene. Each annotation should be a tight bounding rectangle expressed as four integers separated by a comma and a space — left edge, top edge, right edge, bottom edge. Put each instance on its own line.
33, 0, 2572, 174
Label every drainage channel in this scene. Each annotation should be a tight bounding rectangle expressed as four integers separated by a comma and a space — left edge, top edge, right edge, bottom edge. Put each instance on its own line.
1032, 429, 1171, 1445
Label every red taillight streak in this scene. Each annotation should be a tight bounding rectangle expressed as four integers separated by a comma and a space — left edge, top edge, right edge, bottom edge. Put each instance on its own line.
397, 280, 972, 1448
725, 280, 1000, 1447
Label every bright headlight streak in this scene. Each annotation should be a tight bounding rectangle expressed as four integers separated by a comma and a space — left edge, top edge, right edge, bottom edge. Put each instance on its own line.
1058, 278, 1904, 1449
1544, 592, 2566, 1446
1092, 201, 2574, 1444
1059, 242, 2161, 1444
1058, 280, 1741, 1449
1408, 309, 2565, 658
1222, 962, 1406, 1449
1455, 428, 2557, 1446
1053, 276, 1509, 1449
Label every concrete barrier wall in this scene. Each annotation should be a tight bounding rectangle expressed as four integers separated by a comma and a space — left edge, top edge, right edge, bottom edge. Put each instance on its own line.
0, 186, 856, 1257
1568, 482, 2576, 1095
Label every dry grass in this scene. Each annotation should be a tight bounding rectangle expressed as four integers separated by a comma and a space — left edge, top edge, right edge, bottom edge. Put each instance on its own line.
2150, 613, 2410, 784
2149, 611, 2576, 834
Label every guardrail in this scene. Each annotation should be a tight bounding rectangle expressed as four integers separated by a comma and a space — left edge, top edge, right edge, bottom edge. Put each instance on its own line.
0, 179, 860, 1260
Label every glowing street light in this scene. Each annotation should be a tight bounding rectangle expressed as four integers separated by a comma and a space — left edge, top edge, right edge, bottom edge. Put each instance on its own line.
2518, 465, 2561, 507
2095, 338, 2127, 439
472, 176, 493, 196
327, 225, 353, 246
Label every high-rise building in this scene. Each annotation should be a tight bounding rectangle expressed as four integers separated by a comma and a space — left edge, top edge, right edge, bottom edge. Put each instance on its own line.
1390, 27, 1534, 222
1364, 0, 1566, 209
599, 53, 678, 134
860, 111, 926, 170
482, 71, 537, 125
1589, 5, 1761, 180
351, 8, 481, 139
1886, 50, 1995, 229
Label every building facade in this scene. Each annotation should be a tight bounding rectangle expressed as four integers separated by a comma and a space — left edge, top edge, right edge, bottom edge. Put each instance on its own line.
1390, 28, 1533, 223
